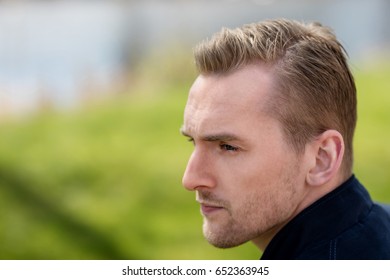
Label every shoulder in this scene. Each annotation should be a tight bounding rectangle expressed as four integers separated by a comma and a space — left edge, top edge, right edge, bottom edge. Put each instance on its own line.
298, 203, 390, 260
377, 203, 390, 216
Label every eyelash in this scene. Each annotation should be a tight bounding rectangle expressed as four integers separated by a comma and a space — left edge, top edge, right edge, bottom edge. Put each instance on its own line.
220, 143, 239, 152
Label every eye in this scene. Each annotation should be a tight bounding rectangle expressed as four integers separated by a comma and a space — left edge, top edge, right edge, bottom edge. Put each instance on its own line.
220, 143, 238, 152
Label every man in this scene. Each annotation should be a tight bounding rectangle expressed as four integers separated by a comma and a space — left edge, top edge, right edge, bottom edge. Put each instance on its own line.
180, 19, 390, 259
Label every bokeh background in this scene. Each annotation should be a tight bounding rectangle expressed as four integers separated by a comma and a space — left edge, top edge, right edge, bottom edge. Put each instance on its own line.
0, 0, 389, 259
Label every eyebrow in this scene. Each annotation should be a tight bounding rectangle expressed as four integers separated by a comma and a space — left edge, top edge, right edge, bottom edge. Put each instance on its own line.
180, 126, 242, 142
201, 133, 240, 142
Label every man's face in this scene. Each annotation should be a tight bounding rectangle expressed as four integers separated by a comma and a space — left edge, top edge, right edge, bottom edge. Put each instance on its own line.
181, 64, 309, 249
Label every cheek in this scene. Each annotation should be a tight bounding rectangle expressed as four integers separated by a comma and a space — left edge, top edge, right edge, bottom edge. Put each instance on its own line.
225, 150, 299, 207
214, 159, 273, 212
231, 159, 301, 229
239, 150, 289, 187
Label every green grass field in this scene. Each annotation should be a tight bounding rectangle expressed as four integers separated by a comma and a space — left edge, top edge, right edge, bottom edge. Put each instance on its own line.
0, 61, 389, 259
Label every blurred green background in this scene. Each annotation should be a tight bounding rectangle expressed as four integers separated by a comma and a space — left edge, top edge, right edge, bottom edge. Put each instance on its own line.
0, 0, 390, 260
0, 55, 389, 259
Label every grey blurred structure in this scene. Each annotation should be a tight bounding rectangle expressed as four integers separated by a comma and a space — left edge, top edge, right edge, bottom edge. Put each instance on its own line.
0, 0, 389, 114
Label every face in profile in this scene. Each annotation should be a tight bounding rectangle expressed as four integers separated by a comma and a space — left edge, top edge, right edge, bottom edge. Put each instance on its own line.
181, 64, 310, 249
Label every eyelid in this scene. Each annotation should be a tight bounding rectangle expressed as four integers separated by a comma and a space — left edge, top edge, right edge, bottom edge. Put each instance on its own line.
220, 143, 239, 152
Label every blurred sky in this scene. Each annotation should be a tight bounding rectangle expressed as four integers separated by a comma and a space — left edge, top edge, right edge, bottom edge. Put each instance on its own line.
0, 0, 389, 114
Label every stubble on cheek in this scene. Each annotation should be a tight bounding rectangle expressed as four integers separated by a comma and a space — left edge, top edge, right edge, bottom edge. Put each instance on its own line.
200, 174, 299, 249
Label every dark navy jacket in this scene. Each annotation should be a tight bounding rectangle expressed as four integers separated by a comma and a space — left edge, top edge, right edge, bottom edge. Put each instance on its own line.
261, 175, 390, 259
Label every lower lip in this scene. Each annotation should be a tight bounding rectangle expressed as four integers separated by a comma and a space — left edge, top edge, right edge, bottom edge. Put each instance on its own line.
201, 205, 224, 215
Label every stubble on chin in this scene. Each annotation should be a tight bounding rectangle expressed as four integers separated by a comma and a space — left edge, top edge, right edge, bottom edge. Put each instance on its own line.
203, 217, 249, 248
199, 191, 262, 249
196, 190, 240, 248
200, 183, 296, 249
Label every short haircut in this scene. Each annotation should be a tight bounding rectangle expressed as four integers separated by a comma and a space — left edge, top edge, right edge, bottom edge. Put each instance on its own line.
194, 19, 357, 176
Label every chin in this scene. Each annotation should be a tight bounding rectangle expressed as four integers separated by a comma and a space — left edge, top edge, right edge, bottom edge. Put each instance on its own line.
203, 220, 249, 249
205, 233, 249, 249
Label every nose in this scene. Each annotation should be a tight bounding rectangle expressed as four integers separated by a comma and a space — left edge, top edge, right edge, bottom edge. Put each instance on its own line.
182, 149, 216, 191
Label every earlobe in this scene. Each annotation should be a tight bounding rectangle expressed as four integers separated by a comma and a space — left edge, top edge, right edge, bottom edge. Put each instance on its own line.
306, 130, 344, 187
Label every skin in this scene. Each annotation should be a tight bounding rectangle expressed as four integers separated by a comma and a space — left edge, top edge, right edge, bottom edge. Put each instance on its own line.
181, 63, 346, 251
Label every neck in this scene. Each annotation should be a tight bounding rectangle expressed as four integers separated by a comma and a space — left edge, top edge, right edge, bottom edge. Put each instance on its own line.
252, 171, 351, 252
251, 219, 295, 251
300, 172, 350, 213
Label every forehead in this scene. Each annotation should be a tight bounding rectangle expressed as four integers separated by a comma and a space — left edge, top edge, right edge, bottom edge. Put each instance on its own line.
183, 64, 275, 135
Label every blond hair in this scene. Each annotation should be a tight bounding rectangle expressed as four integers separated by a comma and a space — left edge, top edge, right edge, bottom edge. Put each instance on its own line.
194, 19, 356, 176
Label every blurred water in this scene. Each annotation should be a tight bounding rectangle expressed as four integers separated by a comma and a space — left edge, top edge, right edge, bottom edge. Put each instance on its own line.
0, 0, 389, 114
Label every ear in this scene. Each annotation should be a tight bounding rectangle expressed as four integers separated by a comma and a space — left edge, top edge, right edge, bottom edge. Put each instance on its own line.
306, 130, 345, 187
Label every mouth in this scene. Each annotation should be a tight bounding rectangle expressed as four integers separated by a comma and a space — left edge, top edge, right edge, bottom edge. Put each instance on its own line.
199, 203, 224, 216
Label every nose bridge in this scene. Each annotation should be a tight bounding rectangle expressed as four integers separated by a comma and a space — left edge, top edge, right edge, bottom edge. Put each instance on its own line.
182, 146, 214, 191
